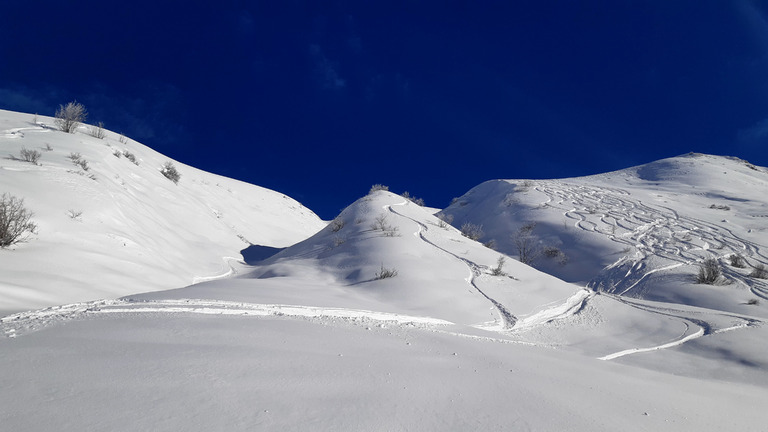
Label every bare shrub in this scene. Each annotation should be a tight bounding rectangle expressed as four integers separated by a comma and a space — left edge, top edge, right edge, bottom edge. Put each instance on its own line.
19, 148, 41, 164
122, 151, 139, 165
330, 216, 345, 232
401, 191, 425, 206
369, 184, 389, 194
514, 222, 540, 265
371, 213, 399, 236
709, 204, 730, 211
543, 246, 568, 266
44, 143, 53, 151
437, 213, 454, 229
729, 254, 746, 268
160, 161, 181, 184
67, 209, 83, 219
696, 258, 722, 284
118, 134, 127, 144
88, 121, 106, 139
54, 101, 87, 133
491, 256, 506, 276
113, 150, 122, 158
332, 235, 346, 247
374, 264, 398, 280
68, 152, 89, 171
750, 263, 768, 279
483, 239, 497, 250
0, 193, 38, 248
747, 298, 760, 306
461, 222, 484, 241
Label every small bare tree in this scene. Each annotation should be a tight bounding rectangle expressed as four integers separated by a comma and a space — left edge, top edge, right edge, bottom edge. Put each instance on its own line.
514, 222, 540, 265
54, 101, 87, 133
0, 193, 38, 248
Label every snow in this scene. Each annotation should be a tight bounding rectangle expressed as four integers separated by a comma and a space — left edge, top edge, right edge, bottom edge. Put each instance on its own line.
0, 109, 326, 315
2, 110, 768, 430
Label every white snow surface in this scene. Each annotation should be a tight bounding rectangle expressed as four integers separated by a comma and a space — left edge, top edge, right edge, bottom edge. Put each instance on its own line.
2, 110, 768, 431
0, 109, 325, 314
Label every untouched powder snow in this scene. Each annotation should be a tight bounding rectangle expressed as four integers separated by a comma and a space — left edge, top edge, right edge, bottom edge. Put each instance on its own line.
0, 109, 325, 315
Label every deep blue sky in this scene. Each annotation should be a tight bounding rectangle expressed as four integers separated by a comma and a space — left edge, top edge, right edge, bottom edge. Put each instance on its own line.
2, 1, 768, 219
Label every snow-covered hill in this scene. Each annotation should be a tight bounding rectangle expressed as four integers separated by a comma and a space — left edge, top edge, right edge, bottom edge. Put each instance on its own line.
0, 109, 325, 315
3, 188, 768, 430
2, 111, 768, 432
441, 153, 768, 318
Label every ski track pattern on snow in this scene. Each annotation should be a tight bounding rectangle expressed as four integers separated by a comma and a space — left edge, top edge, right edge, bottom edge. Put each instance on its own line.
597, 293, 762, 360
532, 181, 768, 298
386, 202, 518, 330
0, 298, 455, 338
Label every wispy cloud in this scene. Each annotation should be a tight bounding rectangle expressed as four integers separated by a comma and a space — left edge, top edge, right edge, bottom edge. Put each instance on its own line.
309, 44, 346, 90
0, 86, 64, 115
738, 117, 768, 144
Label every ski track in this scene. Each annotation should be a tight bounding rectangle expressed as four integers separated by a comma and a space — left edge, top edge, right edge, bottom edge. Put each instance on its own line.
534, 181, 768, 296
386, 202, 517, 330
191, 256, 243, 284
0, 298, 455, 339
597, 294, 761, 361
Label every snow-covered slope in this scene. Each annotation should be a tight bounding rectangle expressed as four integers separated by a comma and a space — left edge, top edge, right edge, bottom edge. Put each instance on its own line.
3, 189, 768, 430
441, 153, 768, 318
0, 109, 325, 315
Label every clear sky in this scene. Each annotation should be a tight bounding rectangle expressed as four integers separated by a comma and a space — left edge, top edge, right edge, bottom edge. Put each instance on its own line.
2, 1, 768, 219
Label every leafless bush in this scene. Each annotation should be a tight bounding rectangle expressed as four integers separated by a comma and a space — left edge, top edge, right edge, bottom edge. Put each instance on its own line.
330, 216, 345, 232
332, 235, 346, 247
747, 298, 760, 306
514, 222, 540, 265
67, 209, 83, 219
160, 161, 181, 184
709, 204, 730, 211
88, 121, 106, 139
19, 148, 41, 164
543, 246, 568, 266
374, 264, 398, 280
0, 193, 37, 248
122, 150, 139, 165
437, 213, 454, 229
460, 222, 484, 241
68, 152, 89, 171
118, 134, 127, 144
401, 191, 425, 206
483, 239, 497, 250
54, 101, 87, 133
371, 213, 399, 236
369, 184, 389, 194
491, 256, 506, 276
729, 254, 746, 268
113, 150, 122, 158
696, 258, 722, 284
44, 143, 53, 151
750, 263, 768, 279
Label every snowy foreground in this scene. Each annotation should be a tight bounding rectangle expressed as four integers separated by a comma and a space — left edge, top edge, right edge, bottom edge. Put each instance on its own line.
2, 110, 768, 430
